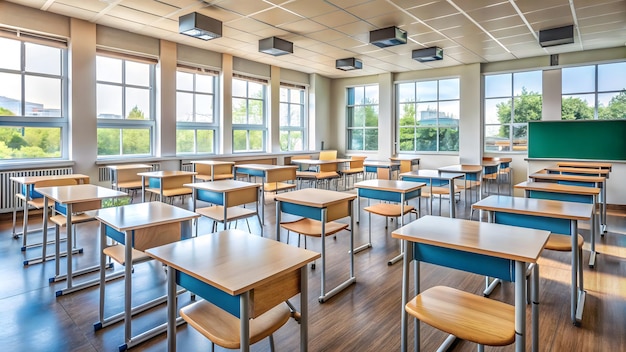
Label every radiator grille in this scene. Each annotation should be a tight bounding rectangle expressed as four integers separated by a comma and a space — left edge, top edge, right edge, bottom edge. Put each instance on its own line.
0, 167, 73, 214
180, 162, 193, 172
98, 163, 161, 182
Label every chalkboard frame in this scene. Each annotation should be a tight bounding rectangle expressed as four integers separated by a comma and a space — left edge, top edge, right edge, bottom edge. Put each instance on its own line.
528, 120, 626, 161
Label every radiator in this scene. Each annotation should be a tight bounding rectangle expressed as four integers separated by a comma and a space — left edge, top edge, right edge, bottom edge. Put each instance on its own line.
180, 162, 193, 172
0, 167, 73, 214
97, 163, 161, 182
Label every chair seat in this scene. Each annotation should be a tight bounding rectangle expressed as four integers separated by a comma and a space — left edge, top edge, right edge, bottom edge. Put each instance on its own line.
180, 300, 291, 350
296, 171, 318, 180
421, 186, 460, 198
102, 244, 151, 265
280, 218, 348, 237
49, 213, 96, 227
406, 285, 515, 347
196, 206, 257, 223
546, 233, 584, 251
364, 203, 414, 217
196, 174, 234, 181
264, 182, 296, 192
26, 197, 46, 209
340, 168, 364, 175
146, 187, 192, 197
315, 171, 340, 180
116, 180, 147, 190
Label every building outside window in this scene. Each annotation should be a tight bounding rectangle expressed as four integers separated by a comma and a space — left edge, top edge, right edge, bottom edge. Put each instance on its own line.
176, 68, 218, 154
347, 85, 378, 151
232, 76, 266, 152
398, 78, 459, 152
96, 54, 155, 157
279, 84, 306, 151
562, 62, 626, 120
484, 71, 542, 152
0, 34, 67, 160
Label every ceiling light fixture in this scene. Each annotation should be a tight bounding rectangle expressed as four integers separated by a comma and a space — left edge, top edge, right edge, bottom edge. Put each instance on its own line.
336, 58, 362, 71
258, 37, 294, 56
179, 12, 222, 41
369, 26, 407, 48
412, 47, 443, 62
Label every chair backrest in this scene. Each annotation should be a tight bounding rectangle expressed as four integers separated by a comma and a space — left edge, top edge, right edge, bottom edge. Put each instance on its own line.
34, 178, 79, 188
319, 150, 337, 160
349, 158, 365, 169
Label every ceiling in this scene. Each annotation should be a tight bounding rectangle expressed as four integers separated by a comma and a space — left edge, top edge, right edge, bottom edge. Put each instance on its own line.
6, 0, 626, 78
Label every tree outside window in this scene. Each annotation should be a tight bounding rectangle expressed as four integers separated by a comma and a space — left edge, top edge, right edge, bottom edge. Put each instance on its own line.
176, 69, 217, 154
232, 77, 266, 152
279, 85, 306, 151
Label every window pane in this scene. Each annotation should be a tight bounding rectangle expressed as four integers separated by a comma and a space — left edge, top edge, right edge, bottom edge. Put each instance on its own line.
0, 38, 20, 70
414, 127, 437, 151
232, 98, 247, 124
398, 103, 416, 126
439, 100, 459, 121
96, 56, 122, 83
176, 92, 193, 121
352, 107, 365, 127
125, 87, 150, 119
197, 129, 214, 153
354, 87, 364, 105
399, 127, 415, 151
97, 128, 121, 156
232, 79, 246, 97
512, 124, 528, 150
514, 71, 541, 96
195, 94, 213, 123
25, 43, 61, 75
248, 82, 264, 99
0, 126, 61, 159
233, 130, 247, 151
439, 127, 458, 151
485, 74, 511, 98
417, 80, 437, 101
598, 92, 626, 120
176, 129, 194, 153
561, 94, 594, 120
439, 78, 460, 100
364, 129, 378, 150
280, 87, 288, 101
513, 93, 542, 123
348, 129, 363, 150
122, 128, 150, 154
176, 71, 193, 91
598, 62, 626, 92
249, 130, 263, 151
24, 76, 61, 116
398, 83, 415, 103
279, 103, 289, 126
365, 85, 378, 104
125, 61, 149, 86
279, 130, 289, 151
289, 130, 303, 151
485, 98, 510, 125
416, 103, 438, 124
0, 72, 22, 115
248, 100, 264, 124
562, 66, 594, 94
290, 89, 301, 104
196, 74, 213, 93
97, 84, 123, 118
485, 125, 508, 152
290, 105, 302, 126
364, 106, 378, 127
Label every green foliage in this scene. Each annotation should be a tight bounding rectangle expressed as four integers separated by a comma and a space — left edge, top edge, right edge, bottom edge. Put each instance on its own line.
496, 89, 542, 138
127, 105, 145, 120
561, 97, 593, 120
398, 102, 458, 151
0, 107, 16, 116
102, 196, 132, 208
598, 90, 626, 120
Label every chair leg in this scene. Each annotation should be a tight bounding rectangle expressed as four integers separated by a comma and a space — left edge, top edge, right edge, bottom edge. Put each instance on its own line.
269, 334, 276, 352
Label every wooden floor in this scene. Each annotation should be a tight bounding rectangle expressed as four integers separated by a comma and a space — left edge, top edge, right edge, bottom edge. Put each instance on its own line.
0, 186, 625, 352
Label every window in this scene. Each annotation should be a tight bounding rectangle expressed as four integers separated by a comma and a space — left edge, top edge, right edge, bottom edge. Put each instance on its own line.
279, 84, 306, 151
176, 68, 218, 154
347, 85, 378, 151
484, 71, 542, 152
0, 35, 67, 160
232, 76, 266, 152
96, 54, 155, 157
562, 62, 626, 120
398, 78, 459, 152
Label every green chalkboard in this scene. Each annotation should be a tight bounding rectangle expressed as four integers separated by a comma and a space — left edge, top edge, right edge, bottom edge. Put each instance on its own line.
528, 120, 626, 160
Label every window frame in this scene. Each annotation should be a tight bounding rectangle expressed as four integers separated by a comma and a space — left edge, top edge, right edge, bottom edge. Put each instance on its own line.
346, 84, 379, 151
175, 66, 219, 155
0, 31, 69, 161
279, 83, 307, 152
231, 75, 268, 153
396, 78, 460, 153
95, 51, 156, 159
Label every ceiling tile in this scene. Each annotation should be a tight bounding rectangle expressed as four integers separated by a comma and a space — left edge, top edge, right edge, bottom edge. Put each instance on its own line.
311, 10, 361, 28
406, 1, 458, 21
278, 19, 327, 33
345, 0, 399, 19
334, 20, 376, 37
250, 7, 303, 27
119, 0, 181, 17
282, 0, 337, 17
48, 2, 97, 20
452, 0, 509, 13
213, 0, 274, 16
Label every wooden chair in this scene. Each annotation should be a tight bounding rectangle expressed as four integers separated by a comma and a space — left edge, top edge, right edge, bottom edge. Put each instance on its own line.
482, 164, 500, 195
421, 184, 461, 216
318, 150, 337, 160
406, 285, 515, 351
113, 168, 148, 199
362, 201, 416, 262
180, 301, 293, 352
340, 156, 366, 189
315, 163, 341, 190
146, 174, 193, 204
281, 218, 349, 269
195, 163, 235, 182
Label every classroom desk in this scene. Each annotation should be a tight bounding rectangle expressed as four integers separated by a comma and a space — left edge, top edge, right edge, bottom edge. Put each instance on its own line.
145, 229, 320, 352
107, 164, 152, 191
234, 164, 298, 224
389, 156, 420, 173
556, 161, 612, 171
400, 170, 463, 218
392, 215, 549, 352
94, 201, 199, 351
472, 195, 593, 325
137, 170, 197, 203
529, 171, 607, 233
275, 188, 356, 302
11, 174, 90, 252
184, 180, 262, 236
363, 160, 401, 179
191, 160, 235, 182
290, 158, 351, 170
438, 164, 483, 203
353, 179, 425, 264
35, 184, 128, 296
515, 181, 601, 267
